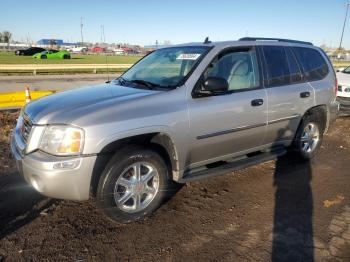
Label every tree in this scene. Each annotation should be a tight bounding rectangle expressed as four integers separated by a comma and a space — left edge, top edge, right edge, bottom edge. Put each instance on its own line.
2, 31, 12, 49
0, 32, 3, 43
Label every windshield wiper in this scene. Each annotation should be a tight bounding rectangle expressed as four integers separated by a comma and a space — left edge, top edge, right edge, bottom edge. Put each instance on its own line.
116, 77, 174, 90
130, 79, 160, 89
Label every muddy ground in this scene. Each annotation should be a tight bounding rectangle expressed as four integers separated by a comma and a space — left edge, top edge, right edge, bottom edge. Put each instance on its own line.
0, 112, 350, 261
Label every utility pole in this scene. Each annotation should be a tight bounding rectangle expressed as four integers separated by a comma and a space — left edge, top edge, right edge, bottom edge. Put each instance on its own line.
339, 3, 350, 50
100, 25, 103, 43
101, 25, 105, 43
80, 17, 84, 46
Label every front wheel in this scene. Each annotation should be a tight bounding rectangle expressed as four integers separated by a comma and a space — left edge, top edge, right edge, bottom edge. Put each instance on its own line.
96, 146, 180, 223
291, 113, 324, 160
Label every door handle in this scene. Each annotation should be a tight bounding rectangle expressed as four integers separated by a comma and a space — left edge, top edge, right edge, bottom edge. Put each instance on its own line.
300, 91, 310, 98
251, 99, 264, 107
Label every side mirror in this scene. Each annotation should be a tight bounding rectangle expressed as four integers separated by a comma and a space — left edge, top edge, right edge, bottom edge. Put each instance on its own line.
202, 77, 228, 93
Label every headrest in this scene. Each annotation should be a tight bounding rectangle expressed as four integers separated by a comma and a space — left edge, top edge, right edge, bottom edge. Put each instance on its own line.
234, 61, 249, 75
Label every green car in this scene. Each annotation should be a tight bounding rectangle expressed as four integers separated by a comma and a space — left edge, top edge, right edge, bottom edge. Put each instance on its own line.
33, 50, 71, 59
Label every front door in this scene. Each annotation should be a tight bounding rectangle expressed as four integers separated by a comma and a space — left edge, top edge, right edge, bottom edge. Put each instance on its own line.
187, 47, 268, 166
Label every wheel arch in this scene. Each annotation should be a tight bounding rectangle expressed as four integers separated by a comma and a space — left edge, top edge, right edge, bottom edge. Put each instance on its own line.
90, 132, 180, 197
297, 105, 328, 135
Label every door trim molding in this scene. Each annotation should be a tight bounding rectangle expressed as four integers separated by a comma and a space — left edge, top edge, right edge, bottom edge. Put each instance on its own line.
267, 114, 301, 125
196, 114, 300, 140
196, 123, 266, 140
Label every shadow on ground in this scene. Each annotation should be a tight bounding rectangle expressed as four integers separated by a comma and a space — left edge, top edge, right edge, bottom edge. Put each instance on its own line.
272, 154, 314, 261
0, 172, 55, 240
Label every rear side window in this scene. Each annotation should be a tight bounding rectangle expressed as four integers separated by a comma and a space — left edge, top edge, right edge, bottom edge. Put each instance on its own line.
285, 47, 302, 83
292, 47, 329, 82
262, 46, 290, 87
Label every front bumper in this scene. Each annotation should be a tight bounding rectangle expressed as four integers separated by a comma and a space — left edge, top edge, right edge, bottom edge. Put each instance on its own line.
330, 99, 340, 120
11, 133, 96, 201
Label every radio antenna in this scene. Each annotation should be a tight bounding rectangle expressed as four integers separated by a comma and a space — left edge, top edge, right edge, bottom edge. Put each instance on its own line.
102, 25, 110, 83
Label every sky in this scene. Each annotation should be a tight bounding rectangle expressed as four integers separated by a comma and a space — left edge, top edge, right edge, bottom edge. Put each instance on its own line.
1, 0, 350, 48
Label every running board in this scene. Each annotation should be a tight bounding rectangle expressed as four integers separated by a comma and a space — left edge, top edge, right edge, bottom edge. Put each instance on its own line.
179, 148, 287, 183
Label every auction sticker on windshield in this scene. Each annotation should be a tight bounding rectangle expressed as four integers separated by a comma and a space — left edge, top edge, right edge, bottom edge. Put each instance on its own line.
177, 54, 201, 60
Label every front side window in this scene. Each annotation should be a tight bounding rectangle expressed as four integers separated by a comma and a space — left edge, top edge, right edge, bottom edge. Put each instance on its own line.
203, 48, 260, 91
120, 46, 210, 89
292, 47, 329, 81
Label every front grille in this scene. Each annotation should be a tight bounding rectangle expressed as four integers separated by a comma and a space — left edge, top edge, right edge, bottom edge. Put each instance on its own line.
21, 116, 33, 142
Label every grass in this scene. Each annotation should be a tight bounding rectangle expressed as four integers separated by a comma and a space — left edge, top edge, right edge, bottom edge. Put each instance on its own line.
0, 68, 125, 76
0, 51, 142, 64
0, 50, 348, 76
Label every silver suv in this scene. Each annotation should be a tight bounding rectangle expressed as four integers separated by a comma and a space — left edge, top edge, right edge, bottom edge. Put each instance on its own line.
11, 37, 339, 223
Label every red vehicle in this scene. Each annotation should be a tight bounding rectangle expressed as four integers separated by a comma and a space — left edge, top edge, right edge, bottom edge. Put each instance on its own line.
90, 47, 106, 53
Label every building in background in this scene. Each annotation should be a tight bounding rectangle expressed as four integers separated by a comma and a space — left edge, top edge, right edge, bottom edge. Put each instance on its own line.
37, 39, 78, 47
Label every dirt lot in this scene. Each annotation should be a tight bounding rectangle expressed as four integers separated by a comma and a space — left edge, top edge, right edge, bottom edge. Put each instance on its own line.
0, 112, 350, 261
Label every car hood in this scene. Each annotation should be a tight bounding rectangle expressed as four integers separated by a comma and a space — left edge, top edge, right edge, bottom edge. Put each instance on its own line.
337, 72, 350, 85
24, 83, 157, 125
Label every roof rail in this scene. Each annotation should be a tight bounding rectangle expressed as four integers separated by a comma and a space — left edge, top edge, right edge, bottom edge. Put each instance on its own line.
238, 37, 313, 46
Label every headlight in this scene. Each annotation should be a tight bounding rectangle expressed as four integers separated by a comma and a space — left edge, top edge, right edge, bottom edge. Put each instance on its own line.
39, 125, 84, 156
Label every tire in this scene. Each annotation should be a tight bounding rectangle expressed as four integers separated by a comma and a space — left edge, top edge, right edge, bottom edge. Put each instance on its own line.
63, 54, 70, 59
41, 55, 47, 59
291, 112, 325, 160
96, 145, 180, 223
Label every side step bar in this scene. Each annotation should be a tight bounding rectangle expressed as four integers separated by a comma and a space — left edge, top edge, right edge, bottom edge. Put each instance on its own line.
179, 148, 287, 183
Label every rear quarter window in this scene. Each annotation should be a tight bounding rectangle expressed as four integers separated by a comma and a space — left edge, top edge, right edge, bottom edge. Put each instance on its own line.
292, 47, 329, 82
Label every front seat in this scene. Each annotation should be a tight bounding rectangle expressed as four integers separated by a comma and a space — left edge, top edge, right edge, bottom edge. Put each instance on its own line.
227, 60, 253, 90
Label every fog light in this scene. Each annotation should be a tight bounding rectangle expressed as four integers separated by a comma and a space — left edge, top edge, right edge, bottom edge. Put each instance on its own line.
53, 159, 80, 170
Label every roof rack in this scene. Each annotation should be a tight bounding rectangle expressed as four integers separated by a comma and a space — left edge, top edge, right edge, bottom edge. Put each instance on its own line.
238, 37, 313, 46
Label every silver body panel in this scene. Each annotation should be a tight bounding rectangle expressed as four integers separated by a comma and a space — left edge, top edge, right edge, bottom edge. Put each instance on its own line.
11, 40, 339, 200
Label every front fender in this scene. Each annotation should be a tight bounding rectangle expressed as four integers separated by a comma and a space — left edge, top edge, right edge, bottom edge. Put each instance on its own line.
94, 125, 178, 153
90, 125, 188, 180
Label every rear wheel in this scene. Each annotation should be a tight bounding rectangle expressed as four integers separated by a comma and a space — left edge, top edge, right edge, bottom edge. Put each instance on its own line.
292, 113, 324, 160
96, 146, 180, 223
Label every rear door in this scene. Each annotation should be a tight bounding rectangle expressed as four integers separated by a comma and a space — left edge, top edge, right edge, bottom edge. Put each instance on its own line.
261, 45, 315, 146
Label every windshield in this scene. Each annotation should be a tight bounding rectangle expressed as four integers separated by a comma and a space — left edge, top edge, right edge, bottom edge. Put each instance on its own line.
119, 46, 210, 89
343, 66, 350, 74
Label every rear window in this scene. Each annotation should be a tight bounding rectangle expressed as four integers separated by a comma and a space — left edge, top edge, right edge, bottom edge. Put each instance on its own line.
292, 47, 329, 82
